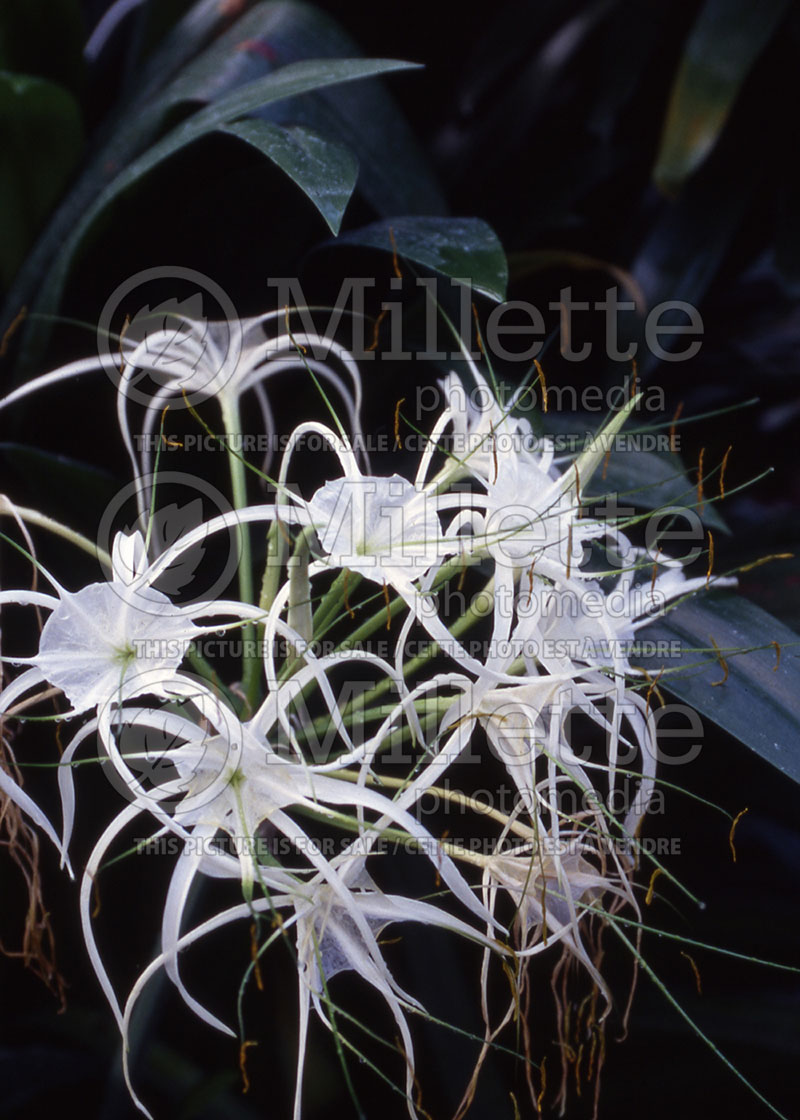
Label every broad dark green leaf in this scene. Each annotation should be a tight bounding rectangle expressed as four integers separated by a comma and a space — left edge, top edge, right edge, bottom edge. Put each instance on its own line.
0, 73, 83, 289
2, 0, 432, 364
160, 1, 445, 218
333, 217, 508, 302
654, 0, 791, 194
20, 58, 416, 364
220, 119, 358, 234
640, 593, 800, 784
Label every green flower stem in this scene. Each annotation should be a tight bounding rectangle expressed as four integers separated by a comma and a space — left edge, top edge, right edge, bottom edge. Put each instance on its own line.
291, 799, 522, 859
186, 645, 243, 715
312, 567, 363, 637
332, 768, 536, 841
298, 695, 454, 742
220, 395, 260, 711
258, 517, 289, 614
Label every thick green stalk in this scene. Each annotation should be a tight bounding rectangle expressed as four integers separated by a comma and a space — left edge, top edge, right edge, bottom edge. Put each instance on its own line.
219, 394, 260, 710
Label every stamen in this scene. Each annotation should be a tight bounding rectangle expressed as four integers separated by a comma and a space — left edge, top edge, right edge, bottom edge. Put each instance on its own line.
705, 530, 714, 588
645, 867, 662, 906
239, 1040, 258, 1093
0, 305, 27, 359
394, 397, 405, 449
738, 551, 794, 573
534, 359, 548, 412
729, 807, 748, 863
719, 444, 732, 499
388, 227, 402, 280
708, 635, 729, 686
367, 307, 388, 352
680, 951, 702, 995
160, 404, 183, 449
536, 1056, 548, 1115
283, 306, 307, 353
669, 401, 683, 452
250, 922, 264, 991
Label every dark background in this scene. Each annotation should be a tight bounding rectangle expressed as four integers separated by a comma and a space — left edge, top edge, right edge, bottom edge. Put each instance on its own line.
1, 2, 799, 1118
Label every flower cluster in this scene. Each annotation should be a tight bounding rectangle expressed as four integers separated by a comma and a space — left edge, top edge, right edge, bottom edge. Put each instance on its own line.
0, 314, 733, 1117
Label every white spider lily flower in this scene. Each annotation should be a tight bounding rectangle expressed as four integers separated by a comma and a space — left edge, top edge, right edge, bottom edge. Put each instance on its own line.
0, 530, 257, 717
277, 420, 503, 684
0, 519, 299, 858
479, 842, 631, 1015
277, 420, 454, 595
291, 850, 499, 1120
514, 561, 736, 676
483, 845, 616, 947
0, 311, 365, 524
307, 474, 447, 588
418, 366, 551, 490
0, 311, 362, 435
473, 674, 607, 813
76, 669, 496, 1053
114, 843, 497, 1120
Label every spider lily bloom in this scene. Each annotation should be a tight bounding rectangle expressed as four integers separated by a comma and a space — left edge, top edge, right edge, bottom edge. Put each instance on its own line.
0, 532, 192, 860
474, 396, 641, 586
0, 310, 365, 521
122, 314, 366, 518
290, 849, 500, 1120
78, 667, 497, 1047
116, 845, 498, 1120
477, 838, 633, 1041
279, 420, 455, 596
0, 530, 260, 717
482, 843, 626, 957
0, 524, 292, 854
417, 366, 549, 491
279, 420, 501, 682
472, 675, 614, 814
307, 473, 446, 590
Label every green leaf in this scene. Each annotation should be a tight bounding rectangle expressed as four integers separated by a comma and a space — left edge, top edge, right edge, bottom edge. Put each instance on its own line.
654, 0, 791, 194
332, 216, 508, 301
160, 1, 444, 218
220, 119, 358, 234
640, 594, 800, 784
0, 72, 83, 289
19, 57, 416, 362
